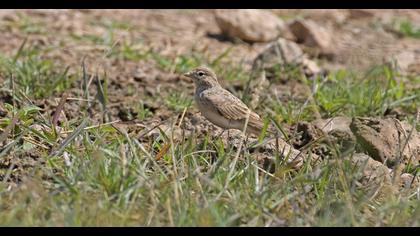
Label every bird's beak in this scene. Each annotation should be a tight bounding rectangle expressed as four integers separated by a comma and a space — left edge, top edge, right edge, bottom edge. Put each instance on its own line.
183, 71, 193, 78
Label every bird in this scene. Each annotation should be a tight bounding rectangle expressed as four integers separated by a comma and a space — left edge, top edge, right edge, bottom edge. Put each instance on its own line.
183, 66, 274, 137
183, 66, 317, 169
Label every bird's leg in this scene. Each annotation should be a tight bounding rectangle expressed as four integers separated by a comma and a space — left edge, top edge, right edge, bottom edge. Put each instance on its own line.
244, 134, 250, 149
241, 135, 251, 165
214, 129, 226, 140
227, 129, 231, 149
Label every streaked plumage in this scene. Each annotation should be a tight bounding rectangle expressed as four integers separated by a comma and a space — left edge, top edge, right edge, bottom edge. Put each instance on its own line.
184, 66, 272, 136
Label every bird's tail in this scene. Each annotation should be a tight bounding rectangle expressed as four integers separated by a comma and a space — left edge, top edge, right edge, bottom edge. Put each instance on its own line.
247, 119, 280, 138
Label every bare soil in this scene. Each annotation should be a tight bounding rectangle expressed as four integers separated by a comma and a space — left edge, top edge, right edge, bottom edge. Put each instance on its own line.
0, 9, 419, 184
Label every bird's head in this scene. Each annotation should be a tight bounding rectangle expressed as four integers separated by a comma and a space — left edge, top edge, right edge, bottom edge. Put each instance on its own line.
183, 66, 219, 88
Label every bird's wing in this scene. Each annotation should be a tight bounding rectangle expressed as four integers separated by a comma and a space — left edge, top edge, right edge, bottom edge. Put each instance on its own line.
202, 88, 261, 122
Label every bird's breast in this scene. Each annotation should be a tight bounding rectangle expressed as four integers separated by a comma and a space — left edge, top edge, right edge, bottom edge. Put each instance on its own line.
195, 95, 236, 129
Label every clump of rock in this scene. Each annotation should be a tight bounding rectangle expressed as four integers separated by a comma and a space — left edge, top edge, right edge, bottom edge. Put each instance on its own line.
252, 38, 322, 77
295, 117, 355, 156
348, 9, 375, 19
350, 117, 420, 168
213, 9, 292, 43
288, 19, 333, 55
295, 116, 420, 191
389, 50, 420, 75
297, 116, 420, 169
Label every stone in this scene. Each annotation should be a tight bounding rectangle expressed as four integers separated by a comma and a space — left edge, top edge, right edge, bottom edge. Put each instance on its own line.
312, 117, 353, 136
312, 117, 356, 150
214, 9, 291, 43
399, 173, 420, 189
350, 117, 420, 168
352, 154, 419, 191
254, 38, 305, 66
305, 10, 349, 25
252, 38, 322, 76
295, 117, 355, 155
145, 124, 192, 142
132, 68, 148, 82
351, 153, 393, 186
384, 107, 407, 120
393, 51, 420, 72
0, 10, 16, 21
301, 58, 322, 76
351, 153, 398, 198
407, 62, 420, 74
295, 121, 324, 148
289, 19, 332, 53
215, 129, 319, 170
348, 9, 375, 19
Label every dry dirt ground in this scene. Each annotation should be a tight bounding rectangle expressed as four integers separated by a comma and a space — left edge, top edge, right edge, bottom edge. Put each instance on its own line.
0, 9, 419, 226
0, 9, 419, 118
0, 8, 419, 185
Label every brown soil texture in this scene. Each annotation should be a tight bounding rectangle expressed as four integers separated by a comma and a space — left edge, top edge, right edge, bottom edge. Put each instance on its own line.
0, 10, 419, 185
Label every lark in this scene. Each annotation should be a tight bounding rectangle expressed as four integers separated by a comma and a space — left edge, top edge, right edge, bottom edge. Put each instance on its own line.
183, 66, 274, 136
183, 66, 317, 169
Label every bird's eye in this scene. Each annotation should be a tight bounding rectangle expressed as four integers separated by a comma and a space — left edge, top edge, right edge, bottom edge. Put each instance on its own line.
197, 71, 205, 77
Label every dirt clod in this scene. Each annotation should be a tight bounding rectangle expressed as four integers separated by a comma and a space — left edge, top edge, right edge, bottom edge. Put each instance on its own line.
214, 9, 291, 43
289, 19, 333, 55
253, 38, 322, 77
348, 9, 376, 19
350, 117, 420, 168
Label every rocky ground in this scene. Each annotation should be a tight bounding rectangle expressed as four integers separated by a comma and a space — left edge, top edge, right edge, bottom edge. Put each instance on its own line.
0, 9, 419, 226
